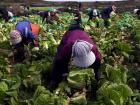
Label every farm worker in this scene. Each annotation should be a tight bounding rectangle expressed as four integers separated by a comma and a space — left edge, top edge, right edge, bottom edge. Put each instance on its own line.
49, 23, 102, 98
8, 11, 15, 22
10, 20, 40, 63
38, 10, 59, 23
0, 7, 14, 22
88, 8, 100, 27
134, 8, 140, 19
101, 5, 116, 27
24, 5, 30, 17
88, 8, 100, 21
68, 11, 83, 31
74, 11, 82, 25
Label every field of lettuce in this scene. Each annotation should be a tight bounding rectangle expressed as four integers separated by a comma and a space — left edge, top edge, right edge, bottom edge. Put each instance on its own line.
0, 11, 140, 105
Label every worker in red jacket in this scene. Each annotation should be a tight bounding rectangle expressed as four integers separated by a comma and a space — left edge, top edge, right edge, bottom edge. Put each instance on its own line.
10, 20, 40, 63
49, 22, 102, 98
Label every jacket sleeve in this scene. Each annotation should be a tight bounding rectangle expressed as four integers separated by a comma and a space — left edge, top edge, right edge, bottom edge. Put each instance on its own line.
27, 28, 38, 47
91, 44, 102, 82
92, 44, 102, 63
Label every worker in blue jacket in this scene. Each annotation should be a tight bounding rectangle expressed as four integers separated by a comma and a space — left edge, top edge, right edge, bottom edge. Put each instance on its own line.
10, 20, 40, 63
101, 5, 116, 27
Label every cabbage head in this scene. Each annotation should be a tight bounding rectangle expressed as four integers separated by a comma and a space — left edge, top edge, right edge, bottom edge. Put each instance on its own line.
68, 68, 94, 89
0, 81, 8, 102
97, 82, 133, 105
33, 86, 68, 105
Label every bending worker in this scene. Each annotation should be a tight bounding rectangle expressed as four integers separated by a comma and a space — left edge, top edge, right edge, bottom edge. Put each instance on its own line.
68, 11, 83, 31
49, 19, 102, 98
101, 5, 116, 27
10, 20, 40, 63
134, 8, 140, 19
88, 8, 100, 21
38, 10, 59, 23
0, 7, 14, 22
88, 8, 100, 27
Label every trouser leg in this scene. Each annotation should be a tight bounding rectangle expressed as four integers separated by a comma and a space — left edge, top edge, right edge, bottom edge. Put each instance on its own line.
90, 60, 101, 99
13, 45, 25, 63
48, 44, 64, 91
104, 19, 110, 27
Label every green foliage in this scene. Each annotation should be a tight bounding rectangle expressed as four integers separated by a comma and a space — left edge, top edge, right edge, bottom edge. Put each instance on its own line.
70, 94, 87, 105
0, 56, 8, 71
116, 42, 132, 57
33, 86, 68, 105
105, 65, 128, 83
134, 20, 140, 44
0, 11, 139, 105
97, 82, 133, 105
55, 82, 71, 96
0, 81, 8, 92
0, 81, 8, 102
116, 12, 135, 29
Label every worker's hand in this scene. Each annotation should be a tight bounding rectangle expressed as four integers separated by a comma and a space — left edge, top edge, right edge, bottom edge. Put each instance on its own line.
32, 47, 39, 51
110, 11, 116, 17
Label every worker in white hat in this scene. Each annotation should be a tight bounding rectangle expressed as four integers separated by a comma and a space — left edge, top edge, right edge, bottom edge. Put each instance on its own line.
49, 24, 102, 98
0, 7, 14, 22
134, 8, 140, 19
88, 8, 100, 27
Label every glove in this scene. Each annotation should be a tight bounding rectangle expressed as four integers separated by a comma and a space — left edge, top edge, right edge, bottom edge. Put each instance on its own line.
32, 47, 39, 51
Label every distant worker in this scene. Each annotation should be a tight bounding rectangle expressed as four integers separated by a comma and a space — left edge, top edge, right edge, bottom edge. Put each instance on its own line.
101, 5, 116, 27
68, 11, 83, 31
0, 7, 14, 22
74, 10, 82, 25
88, 8, 100, 27
88, 8, 100, 21
38, 10, 59, 23
134, 8, 140, 19
24, 5, 30, 17
10, 20, 40, 63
